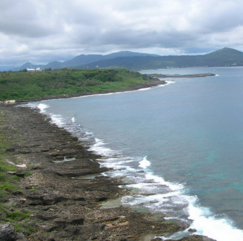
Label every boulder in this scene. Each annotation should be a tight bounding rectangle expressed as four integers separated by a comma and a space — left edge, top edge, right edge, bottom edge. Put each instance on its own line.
0, 223, 26, 241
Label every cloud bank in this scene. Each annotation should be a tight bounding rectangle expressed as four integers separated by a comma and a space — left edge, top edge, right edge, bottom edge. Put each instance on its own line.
1, 0, 243, 65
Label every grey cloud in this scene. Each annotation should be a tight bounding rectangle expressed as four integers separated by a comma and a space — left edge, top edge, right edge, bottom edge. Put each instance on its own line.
0, 22, 55, 38
1, 0, 243, 66
75, 26, 199, 50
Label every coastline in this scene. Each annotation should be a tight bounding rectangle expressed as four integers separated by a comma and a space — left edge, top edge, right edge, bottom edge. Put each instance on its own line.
150, 73, 215, 78
0, 82, 216, 241
14, 79, 166, 104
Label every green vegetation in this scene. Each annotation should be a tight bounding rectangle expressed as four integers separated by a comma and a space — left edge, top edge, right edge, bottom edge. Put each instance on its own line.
14, 221, 38, 236
0, 68, 150, 101
5, 211, 30, 222
22, 171, 32, 177
0, 111, 35, 236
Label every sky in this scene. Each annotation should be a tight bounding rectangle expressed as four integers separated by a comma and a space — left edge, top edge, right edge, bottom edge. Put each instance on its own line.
1, 0, 243, 66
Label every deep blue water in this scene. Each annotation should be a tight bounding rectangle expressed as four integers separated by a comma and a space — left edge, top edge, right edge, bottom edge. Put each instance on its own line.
28, 67, 243, 240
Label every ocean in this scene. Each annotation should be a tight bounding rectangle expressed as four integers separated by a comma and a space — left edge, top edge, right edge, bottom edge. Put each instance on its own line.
24, 66, 243, 240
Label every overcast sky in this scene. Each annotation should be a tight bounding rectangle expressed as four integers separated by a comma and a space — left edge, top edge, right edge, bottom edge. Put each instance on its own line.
1, 0, 243, 66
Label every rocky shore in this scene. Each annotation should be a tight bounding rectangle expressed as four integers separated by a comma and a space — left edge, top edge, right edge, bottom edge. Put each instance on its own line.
0, 102, 215, 240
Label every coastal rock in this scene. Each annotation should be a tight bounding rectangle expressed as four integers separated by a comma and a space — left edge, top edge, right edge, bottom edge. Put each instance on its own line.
7, 171, 25, 178
53, 167, 108, 177
0, 223, 26, 241
0, 223, 15, 241
188, 228, 197, 233
25, 194, 87, 205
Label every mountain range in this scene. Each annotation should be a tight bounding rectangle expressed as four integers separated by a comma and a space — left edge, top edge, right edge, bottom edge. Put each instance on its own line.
14, 47, 243, 71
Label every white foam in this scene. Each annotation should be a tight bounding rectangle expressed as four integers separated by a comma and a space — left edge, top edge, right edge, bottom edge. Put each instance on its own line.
50, 114, 65, 127
20, 102, 50, 113
165, 80, 175, 85
145, 172, 184, 191
139, 156, 151, 169
37, 103, 50, 113
184, 196, 243, 241
88, 138, 120, 157
105, 155, 243, 241
138, 87, 152, 91
71, 117, 75, 123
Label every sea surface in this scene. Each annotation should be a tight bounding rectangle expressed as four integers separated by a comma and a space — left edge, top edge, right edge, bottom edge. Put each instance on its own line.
24, 67, 243, 240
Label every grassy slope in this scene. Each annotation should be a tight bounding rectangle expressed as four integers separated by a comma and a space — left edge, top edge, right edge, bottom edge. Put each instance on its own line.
0, 69, 150, 101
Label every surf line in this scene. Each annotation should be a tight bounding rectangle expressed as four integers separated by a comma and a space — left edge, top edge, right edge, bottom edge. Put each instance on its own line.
22, 100, 243, 241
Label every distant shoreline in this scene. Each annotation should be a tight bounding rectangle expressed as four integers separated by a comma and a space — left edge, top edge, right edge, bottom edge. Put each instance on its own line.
2, 72, 215, 105
150, 73, 215, 78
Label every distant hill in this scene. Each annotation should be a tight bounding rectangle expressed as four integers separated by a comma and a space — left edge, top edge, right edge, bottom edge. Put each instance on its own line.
19, 51, 159, 70
205, 47, 243, 58
18, 47, 243, 71
63, 54, 104, 67
63, 51, 159, 68
19, 62, 45, 70
44, 61, 64, 69
18, 51, 160, 70
77, 47, 243, 70
202, 47, 243, 66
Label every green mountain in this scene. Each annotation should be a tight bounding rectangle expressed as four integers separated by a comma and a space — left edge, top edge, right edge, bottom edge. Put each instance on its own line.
202, 47, 243, 66
78, 48, 243, 70
205, 47, 243, 58
19, 51, 159, 70
45, 61, 64, 69
18, 47, 243, 71
63, 51, 159, 67
77, 47, 243, 70
63, 54, 104, 67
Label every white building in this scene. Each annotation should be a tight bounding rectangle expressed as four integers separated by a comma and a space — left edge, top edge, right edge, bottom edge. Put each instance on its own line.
27, 67, 42, 72
27, 68, 35, 72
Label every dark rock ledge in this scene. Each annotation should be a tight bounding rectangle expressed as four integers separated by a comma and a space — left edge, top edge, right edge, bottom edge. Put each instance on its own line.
0, 105, 216, 241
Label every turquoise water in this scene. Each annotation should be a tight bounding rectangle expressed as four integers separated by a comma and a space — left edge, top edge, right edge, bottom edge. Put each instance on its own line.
27, 67, 243, 240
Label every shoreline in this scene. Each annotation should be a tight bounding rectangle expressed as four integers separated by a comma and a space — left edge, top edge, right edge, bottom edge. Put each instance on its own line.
1, 72, 215, 105
0, 85, 215, 240
14, 79, 166, 104
150, 73, 215, 78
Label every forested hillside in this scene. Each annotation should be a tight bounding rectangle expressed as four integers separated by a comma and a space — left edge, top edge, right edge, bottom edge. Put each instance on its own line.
0, 69, 151, 101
